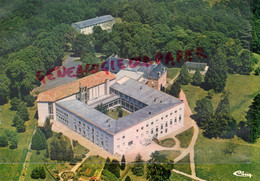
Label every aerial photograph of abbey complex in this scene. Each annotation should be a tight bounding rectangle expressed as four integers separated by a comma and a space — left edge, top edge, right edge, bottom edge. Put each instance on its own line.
0, 0, 259, 180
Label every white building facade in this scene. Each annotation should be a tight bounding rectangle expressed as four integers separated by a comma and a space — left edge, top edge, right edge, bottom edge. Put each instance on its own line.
37, 71, 184, 155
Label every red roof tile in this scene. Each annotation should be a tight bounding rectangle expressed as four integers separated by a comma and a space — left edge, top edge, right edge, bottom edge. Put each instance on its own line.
37, 71, 116, 102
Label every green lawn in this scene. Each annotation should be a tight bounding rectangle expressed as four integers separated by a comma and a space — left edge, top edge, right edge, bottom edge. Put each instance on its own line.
121, 164, 147, 181
195, 131, 259, 181
170, 171, 193, 181
182, 73, 260, 122
0, 103, 37, 181
158, 150, 181, 162
74, 142, 90, 155
107, 108, 130, 120
159, 138, 176, 148
174, 154, 191, 174
167, 68, 181, 79
176, 127, 194, 148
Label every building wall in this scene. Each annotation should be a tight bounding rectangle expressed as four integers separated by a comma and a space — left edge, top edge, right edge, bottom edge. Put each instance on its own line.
55, 103, 114, 153
37, 102, 49, 126
146, 71, 167, 90
158, 71, 167, 88
80, 20, 115, 35
113, 102, 184, 155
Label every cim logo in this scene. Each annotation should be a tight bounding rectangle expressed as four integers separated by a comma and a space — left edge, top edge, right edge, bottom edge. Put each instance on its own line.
233, 170, 252, 178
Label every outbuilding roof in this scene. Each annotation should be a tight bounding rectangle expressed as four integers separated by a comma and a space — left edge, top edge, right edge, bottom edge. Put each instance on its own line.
72, 15, 115, 29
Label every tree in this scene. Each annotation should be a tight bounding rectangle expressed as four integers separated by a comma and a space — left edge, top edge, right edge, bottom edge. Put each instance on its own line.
45, 145, 49, 158
10, 97, 21, 111
118, 107, 123, 118
16, 118, 26, 133
194, 97, 213, 128
121, 155, 126, 170
125, 176, 131, 181
96, 103, 108, 114
39, 166, 46, 179
12, 114, 20, 127
43, 117, 53, 139
10, 136, 18, 149
72, 34, 94, 57
50, 135, 74, 161
146, 151, 174, 181
177, 64, 191, 85
0, 135, 8, 147
17, 104, 29, 121
0, 73, 10, 104
107, 159, 120, 178
31, 167, 40, 179
31, 128, 47, 150
192, 69, 202, 86
24, 95, 35, 107
132, 153, 144, 176
223, 140, 238, 155
245, 93, 260, 143
204, 48, 227, 92
169, 81, 181, 98
104, 157, 111, 170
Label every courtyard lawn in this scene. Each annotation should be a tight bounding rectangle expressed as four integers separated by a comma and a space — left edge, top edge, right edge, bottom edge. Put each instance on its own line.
167, 68, 181, 79
0, 103, 37, 181
121, 164, 147, 181
159, 138, 176, 148
182, 73, 260, 123
107, 108, 130, 120
194, 130, 259, 181
176, 127, 194, 148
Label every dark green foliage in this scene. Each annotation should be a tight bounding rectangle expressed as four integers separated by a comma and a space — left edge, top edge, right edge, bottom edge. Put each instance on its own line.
72, 140, 78, 147
43, 117, 53, 139
96, 103, 108, 114
39, 166, 46, 179
255, 67, 260, 75
202, 92, 237, 139
31, 167, 40, 179
0, 73, 10, 104
125, 176, 131, 181
72, 34, 94, 57
9, 136, 18, 149
31, 166, 45, 179
31, 128, 47, 150
194, 98, 213, 128
12, 114, 20, 127
117, 107, 123, 118
192, 69, 202, 86
17, 104, 29, 121
50, 134, 74, 161
24, 95, 35, 107
10, 97, 21, 111
169, 81, 181, 98
104, 157, 111, 170
245, 93, 260, 143
132, 153, 144, 176
45, 145, 49, 158
102, 169, 118, 181
204, 49, 227, 92
106, 159, 120, 178
16, 118, 26, 133
146, 151, 174, 181
0, 135, 8, 147
177, 64, 191, 85
120, 155, 126, 170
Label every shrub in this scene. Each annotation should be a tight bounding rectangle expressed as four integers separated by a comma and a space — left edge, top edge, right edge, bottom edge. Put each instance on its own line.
102, 169, 118, 181
0, 135, 8, 147
31, 128, 47, 150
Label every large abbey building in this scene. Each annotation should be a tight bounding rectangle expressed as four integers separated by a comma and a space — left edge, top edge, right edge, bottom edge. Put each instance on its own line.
37, 71, 184, 155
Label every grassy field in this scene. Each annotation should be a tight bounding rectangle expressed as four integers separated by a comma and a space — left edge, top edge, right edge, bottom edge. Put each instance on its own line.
167, 68, 181, 79
0, 103, 37, 181
159, 150, 181, 162
174, 154, 191, 174
121, 164, 148, 181
176, 127, 194, 148
195, 131, 259, 180
107, 108, 130, 120
182, 73, 260, 122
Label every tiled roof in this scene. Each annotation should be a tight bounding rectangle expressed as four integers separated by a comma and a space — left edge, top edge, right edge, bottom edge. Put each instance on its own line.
72, 15, 114, 29
37, 71, 116, 102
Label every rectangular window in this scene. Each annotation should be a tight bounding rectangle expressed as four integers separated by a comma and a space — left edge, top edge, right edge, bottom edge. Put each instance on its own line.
128, 141, 133, 146
165, 129, 168, 133
170, 119, 173, 125
141, 127, 143, 130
